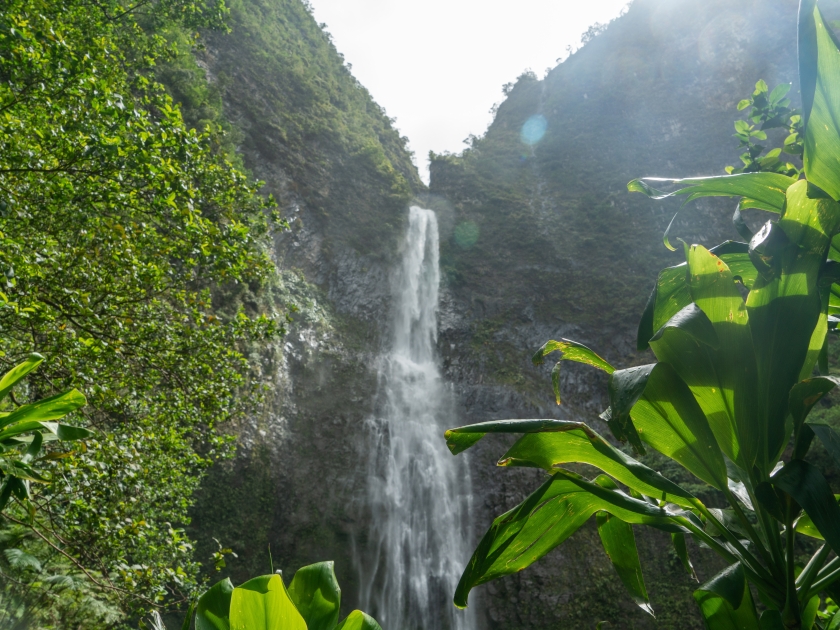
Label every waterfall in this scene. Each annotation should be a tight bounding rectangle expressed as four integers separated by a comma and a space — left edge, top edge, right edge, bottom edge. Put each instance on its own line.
357, 206, 476, 630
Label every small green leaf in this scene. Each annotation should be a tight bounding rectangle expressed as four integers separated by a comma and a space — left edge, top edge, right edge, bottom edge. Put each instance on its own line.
671, 532, 696, 579
532, 339, 614, 404
334, 611, 382, 630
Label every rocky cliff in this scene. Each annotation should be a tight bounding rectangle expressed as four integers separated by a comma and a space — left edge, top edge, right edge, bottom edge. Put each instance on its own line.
181, 0, 809, 627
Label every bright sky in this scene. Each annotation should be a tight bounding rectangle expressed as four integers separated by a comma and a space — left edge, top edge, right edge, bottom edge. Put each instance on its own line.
308, 0, 631, 183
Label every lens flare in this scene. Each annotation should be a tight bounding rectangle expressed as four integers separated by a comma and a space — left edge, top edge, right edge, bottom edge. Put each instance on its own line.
453, 221, 479, 249
520, 114, 548, 146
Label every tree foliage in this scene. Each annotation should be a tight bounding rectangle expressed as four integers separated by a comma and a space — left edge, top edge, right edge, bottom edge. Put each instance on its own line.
446, 2, 840, 628
0, 0, 284, 624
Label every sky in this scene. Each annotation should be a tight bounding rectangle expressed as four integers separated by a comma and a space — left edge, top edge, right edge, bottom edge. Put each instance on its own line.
308, 0, 632, 182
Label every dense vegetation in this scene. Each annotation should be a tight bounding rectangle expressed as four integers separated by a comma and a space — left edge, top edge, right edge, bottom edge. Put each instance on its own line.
0, 0, 285, 625
445, 1, 840, 628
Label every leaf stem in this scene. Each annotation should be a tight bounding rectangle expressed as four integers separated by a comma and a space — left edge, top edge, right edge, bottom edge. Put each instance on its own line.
678, 517, 783, 601
782, 507, 800, 627
695, 501, 775, 586
796, 544, 830, 602
724, 487, 774, 570
751, 485, 787, 582
806, 558, 840, 601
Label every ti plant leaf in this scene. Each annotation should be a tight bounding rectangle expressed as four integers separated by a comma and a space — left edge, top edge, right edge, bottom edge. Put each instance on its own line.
790, 375, 840, 462
800, 0, 840, 201
693, 563, 760, 630
596, 477, 652, 616
628, 173, 796, 249
229, 574, 306, 630
747, 181, 840, 469
532, 339, 614, 404
0, 354, 43, 402
453, 470, 683, 609
445, 418, 697, 508
629, 362, 728, 491
772, 460, 840, 557
287, 561, 341, 630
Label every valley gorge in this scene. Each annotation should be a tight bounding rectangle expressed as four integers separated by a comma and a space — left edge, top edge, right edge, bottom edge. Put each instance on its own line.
178, 0, 807, 627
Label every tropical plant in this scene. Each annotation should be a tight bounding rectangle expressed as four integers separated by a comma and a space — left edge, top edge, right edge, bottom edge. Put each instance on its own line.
444, 2, 840, 628
0, 352, 90, 512
174, 561, 383, 630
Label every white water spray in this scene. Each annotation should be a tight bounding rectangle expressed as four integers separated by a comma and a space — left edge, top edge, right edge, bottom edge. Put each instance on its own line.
358, 206, 476, 630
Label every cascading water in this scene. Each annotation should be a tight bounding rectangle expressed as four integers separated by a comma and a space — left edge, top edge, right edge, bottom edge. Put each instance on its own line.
357, 206, 476, 630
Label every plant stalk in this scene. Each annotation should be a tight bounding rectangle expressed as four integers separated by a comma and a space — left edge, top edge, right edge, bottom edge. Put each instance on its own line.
782, 506, 801, 628
679, 517, 784, 602
796, 544, 830, 602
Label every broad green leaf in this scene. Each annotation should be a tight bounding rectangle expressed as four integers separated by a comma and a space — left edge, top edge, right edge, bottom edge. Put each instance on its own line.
627, 174, 795, 211
693, 563, 760, 630
687, 244, 759, 469
196, 577, 234, 630
0, 389, 86, 430
628, 173, 796, 211
790, 376, 840, 463
772, 460, 840, 556
800, 1, 840, 201
649, 269, 750, 467
445, 419, 564, 455
636, 243, 754, 351
795, 495, 840, 542
453, 469, 681, 608
630, 362, 728, 491
607, 365, 653, 453
489, 419, 696, 507
829, 609, 840, 630
532, 339, 614, 404
229, 574, 306, 630
596, 505, 652, 616
748, 181, 840, 468
334, 611, 382, 630
0, 354, 43, 402
288, 561, 341, 630
758, 609, 784, 630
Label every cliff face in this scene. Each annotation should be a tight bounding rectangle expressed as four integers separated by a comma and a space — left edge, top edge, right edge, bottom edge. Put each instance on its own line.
430, 0, 801, 626
183, 0, 807, 627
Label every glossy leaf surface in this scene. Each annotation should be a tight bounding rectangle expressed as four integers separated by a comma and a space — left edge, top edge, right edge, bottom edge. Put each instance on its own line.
229, 574, 306, 630
0, 354, 44, 402
693, 563, 759, 630
453, 470, 679, 608
630, 362, 728, 491
196, 578, 234, 630
800, 1, 840, 200
288, 561, 341, 630
334, 611, 383, 630
493, 419, 696, 507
